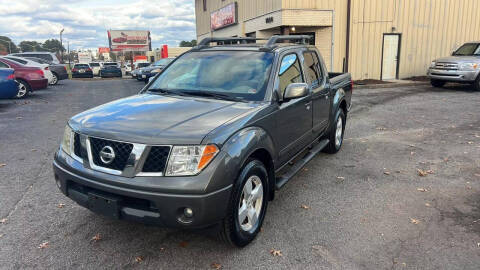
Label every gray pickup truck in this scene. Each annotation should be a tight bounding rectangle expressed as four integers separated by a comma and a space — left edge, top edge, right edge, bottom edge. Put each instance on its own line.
428, 42, 480, 90
53, 36, 352, 247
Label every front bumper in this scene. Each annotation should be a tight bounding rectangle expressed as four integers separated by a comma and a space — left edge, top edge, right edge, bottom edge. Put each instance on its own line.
428, 68, 479, 82
52, 150, 233, 228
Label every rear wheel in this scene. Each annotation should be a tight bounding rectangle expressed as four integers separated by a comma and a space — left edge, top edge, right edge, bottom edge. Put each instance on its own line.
323, 109, 346, 154
218, 159, 268, 247
16, 80, 30, 99
430, 79, 446, 88
50, 73, 58, 85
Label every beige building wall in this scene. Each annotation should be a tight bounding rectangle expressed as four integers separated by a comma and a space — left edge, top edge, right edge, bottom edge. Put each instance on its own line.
196, 0, 480, 80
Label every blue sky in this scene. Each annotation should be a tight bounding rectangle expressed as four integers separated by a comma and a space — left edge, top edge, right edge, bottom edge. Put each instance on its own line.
0, 0, 196, 50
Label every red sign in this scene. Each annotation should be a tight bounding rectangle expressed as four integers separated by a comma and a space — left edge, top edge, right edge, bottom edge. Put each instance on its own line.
210, 2, 237, 31
108, 30, 151, 52
98, 47, 110, 54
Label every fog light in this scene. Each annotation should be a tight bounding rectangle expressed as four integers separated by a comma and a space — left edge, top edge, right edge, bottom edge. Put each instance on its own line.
184, 207, 193, 218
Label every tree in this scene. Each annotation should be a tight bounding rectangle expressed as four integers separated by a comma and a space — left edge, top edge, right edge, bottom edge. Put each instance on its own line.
19, 41, 44, 52
43, 39, 65, 53
0, 36, 19, 53
179, 39, 197, 47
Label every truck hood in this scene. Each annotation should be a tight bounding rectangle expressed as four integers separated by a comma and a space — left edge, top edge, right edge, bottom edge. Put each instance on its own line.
69, 94, 260, 145
435, 56, 480, 63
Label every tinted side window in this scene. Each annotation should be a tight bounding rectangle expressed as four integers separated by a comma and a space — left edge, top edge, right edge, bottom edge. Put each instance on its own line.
303, 52, 323, 90
0, 61, 9, 68
6, 57, 27, 65
278, 53, 303, 96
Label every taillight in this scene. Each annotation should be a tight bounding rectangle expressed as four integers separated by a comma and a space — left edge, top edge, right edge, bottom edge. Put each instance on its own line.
87, 68, 92, 71
63, 66, 67, 71
72, 68, 77, 72
44, 66, 49, 70
7, 74, 15, 80
33, 69, 44, 77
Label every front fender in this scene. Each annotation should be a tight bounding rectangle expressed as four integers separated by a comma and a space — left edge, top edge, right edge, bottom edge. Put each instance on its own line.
222, 127, 276, 172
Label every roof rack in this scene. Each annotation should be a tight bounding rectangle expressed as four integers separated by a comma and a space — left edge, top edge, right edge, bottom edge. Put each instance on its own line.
196, 37, 266, 47
263, 35, 312, 48
194, 35, 313, 51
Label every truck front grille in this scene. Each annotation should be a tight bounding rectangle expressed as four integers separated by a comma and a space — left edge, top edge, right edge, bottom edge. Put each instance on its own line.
89, 137, 133, 171
142, 146, 170, 173
435, 62, 458, 70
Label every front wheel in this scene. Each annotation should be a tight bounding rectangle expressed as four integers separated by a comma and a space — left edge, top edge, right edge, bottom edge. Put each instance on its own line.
218, 159, 269, 247
430, 79, 446, 88
474, 76, 480, 91
323, 109, 346, 154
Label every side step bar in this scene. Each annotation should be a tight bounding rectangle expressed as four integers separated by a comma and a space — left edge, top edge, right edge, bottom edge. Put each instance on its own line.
275, 139, 329, 190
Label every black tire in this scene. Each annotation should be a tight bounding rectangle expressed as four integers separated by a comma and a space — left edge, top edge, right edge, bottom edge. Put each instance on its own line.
50, 72, 59, 85
218, 159, 269, 247
323, 109, 346, 154
474, 76, 480, 91
430, 79, 446, 88
15, 79, 31, 99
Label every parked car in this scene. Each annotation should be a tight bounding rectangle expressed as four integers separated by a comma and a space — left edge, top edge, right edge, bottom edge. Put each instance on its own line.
103, 62, 119, 68
0, 68, 19, 99
71, 64, 93, 78
140, 58, 174, 83
0, 57, 48, 98
125, 63, 132, 75
9, 52, 60, 64
89, 62, 103, 76
428, 42, 480, 90
100, 65, 122, 78
53, 36, 353, 247
3, 56, 54, 85
24, 57, 68, 85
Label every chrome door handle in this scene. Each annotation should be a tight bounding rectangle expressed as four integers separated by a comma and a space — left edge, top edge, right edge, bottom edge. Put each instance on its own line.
305, 102, 311, 110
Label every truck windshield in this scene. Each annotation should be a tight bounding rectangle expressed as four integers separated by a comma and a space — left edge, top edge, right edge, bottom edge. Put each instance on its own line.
453, 43, 480, 56
148, 51, 274, 102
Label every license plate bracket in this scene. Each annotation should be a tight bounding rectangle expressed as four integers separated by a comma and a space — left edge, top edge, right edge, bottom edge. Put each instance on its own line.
88, 192, 120, 219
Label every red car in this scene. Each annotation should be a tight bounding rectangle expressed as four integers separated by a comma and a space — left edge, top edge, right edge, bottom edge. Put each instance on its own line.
0, 57, 48, 98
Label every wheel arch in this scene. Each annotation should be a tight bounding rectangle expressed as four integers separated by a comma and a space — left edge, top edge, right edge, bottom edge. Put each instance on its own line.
221, 127, 277, 201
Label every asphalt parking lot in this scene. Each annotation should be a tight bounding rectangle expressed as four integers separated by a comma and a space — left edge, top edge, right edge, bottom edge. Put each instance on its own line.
0, 79, 479, 269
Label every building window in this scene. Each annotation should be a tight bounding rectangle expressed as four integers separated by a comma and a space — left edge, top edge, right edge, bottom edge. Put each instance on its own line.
203, 0, 207, 11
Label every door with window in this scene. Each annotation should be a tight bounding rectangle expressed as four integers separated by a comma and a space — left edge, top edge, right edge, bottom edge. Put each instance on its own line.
303, 51, 329, 135
275, 52, 313, 164
382, 34, 400, 80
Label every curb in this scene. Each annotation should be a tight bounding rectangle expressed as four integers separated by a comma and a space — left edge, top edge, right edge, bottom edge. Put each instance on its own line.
354, 81, 430, 89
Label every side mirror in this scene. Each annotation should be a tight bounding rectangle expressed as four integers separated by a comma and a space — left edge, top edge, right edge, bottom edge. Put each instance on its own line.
283, 83, 309, 101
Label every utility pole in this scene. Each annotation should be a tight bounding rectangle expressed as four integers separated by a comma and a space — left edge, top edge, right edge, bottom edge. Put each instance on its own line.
60, 28, 65, 63
67, 41, 71, 67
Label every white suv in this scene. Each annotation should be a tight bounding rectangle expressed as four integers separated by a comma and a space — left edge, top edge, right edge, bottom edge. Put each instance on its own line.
10, 52, 60, 64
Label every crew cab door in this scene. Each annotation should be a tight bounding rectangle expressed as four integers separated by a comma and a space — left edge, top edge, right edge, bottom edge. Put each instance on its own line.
275, 52, 313, 165
302, 50, 330, 135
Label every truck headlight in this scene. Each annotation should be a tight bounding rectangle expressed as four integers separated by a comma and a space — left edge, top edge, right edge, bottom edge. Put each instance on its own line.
165, 145, 219, 176
430, 61, 436, 68
61, 125, 73, 156
459, 63, 478, 70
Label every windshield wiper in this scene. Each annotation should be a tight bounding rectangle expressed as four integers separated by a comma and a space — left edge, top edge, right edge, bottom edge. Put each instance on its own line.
147, 88, 186, 96
178, 90, 246, 102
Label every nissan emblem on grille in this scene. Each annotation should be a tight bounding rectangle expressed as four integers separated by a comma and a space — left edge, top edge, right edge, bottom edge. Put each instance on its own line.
99, 146, 116, 164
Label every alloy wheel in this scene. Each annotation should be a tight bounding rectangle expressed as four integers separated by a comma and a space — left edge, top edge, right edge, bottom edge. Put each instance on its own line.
238, 175, 263, 232
16, 81, 28, 98
50, 74, 58, 85
335, 117, 343, 147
